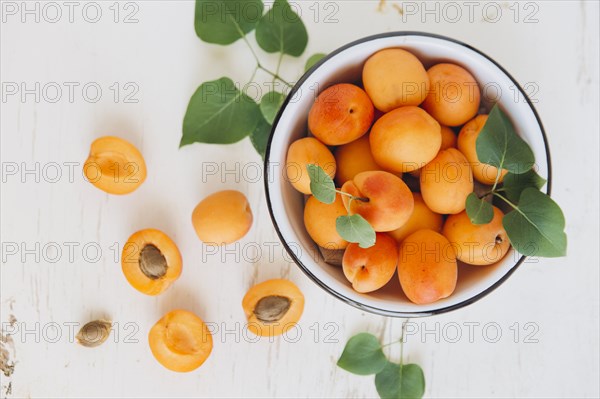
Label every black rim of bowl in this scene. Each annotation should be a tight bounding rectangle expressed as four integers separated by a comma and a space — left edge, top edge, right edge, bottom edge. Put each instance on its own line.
263, 31, 552, 318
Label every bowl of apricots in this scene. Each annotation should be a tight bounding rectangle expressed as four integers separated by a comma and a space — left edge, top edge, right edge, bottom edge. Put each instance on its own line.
265, 32, 550, 317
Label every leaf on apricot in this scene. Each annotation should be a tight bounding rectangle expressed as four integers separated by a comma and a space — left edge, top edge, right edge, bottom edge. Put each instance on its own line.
194, 0, 264, 45
337, 333, 388, 375
336, 214, 376, 249
255, 0, 308, 56
465, 192, 494, 225
502, 169, 547, 203
307, 164, 336, 204
375, 362, 425, 399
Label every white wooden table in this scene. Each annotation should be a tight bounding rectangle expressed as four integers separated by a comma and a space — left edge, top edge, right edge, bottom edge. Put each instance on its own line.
1, 1, 599, 398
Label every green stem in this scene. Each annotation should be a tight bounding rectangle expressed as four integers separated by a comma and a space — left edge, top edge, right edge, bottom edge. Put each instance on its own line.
493, 192, 519, 211
259, 65, 293, 88
335, 189, 369, 203
399, 318, 409, 366
272, 52, 285, 87
490, 165, 504, 193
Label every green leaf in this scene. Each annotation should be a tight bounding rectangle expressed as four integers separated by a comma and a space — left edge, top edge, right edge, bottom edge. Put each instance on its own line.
336, 214, 376, 249
181, 77, 262, 147
337, 333, 388, 375
476, 104, 535, 175
250, 115, 271, 160
375, 362, 425, 399
465, 192, 494, 224
305, 53, 326, 71
194, 0, 264, 45
260, 91, 285, 125
306, 164, 336, 204
255, 0, 308, 56
502, 169, 547, 203
502, 188, 567, 257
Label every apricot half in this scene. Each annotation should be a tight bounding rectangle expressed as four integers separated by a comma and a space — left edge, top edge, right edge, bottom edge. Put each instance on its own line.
192, 190, 253, 245
398, 229, 458, 305
422, 63, 481, 127
389, 193, 443, 243
304, 194, 349, 250
148, 309, 213, 372
242, 279, 304, 337
341, 171, 414, 232
122, 229, 182, 296
458, 115, 508, 185
370, 106, 441, 173
420, 148, 474, 214
308, 83, 374, 145
286, 137, 336, 194
443, 206, 510, 265
83, 136, 147, 195
363, 48, 430, 111
342, 233, 398, 293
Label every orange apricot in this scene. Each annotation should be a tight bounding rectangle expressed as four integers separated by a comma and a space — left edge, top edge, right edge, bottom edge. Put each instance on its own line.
286, 137, 336, 194
440, 125, 458, 150
420, 148, 474, 214
341, 171, 414, 232
442, 206, 510, 265
242, 279, 304, 337
121, 229, 182, 296
398, 229, 458, 304
458, 115, 508, 185
342, 233, 398, 293
192, 190, 253, 245
362, 48, 430, 111
308, 83, 374, 145
389, 193, 443, 243
422, 63, 481, 127
148, 310, 213, 372
304, 194, 349, 250
83, 136, 147, 195
370, 106, 441, 173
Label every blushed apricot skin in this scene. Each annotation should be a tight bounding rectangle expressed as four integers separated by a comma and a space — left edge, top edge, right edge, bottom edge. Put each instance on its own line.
304, 194, 349, 250
308, 83, 374, 145
122, 228, 182, 296
363, 48, 430, 112
342, 233, 398, 293
442, 206, 510, 265
341, 171, 414, 232
370, 106, 441, 173
422, 63, 481, 127
458, 115, 508, 185
389, 193, 443, 243
286, 137, 336, 194
148, 310, 213, 372
83, 136, 147, 195
398, 229, 458, 305
420, 148, 474, 214
192, 190, 253, 245
334, 135, 401, 186
242, 279, 304, 337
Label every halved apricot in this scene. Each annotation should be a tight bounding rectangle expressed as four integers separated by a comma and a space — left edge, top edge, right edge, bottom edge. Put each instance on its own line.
83, 136, 147, 195
242, 279, 304, 337
148, 309, 213, 372
122, 229, 182, 296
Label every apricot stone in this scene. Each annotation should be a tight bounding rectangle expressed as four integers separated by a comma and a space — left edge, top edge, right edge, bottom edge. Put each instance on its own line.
389, 193, 443, 243
286, 137, 336, 194
304, 194, 349, 250
443, 206, 510, 265
363, 48, 430, 111
370, 106, 442, 173
308, 83, 374, 145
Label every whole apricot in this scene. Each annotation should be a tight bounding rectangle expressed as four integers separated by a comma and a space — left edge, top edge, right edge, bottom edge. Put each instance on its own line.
442, 206, 510, 265
192, 190, 253, 245
83, 136, 147, 195
370, 106, 441, 173
308, 83, 374, 145
458, 115, 508, 185
342, 233, 398, 293
304, 194, 349, 250
363, 48, 430, 111
440, 125, 458, 150
148, 309, 213, 372
341, 171, 414, 232
242, 279, 304, 337
389, 193, 443, 243
286, 137, 336, 194
422, 63, 481, 127
122, 229, 182, 296
420, 148, 473, 214
398, 229, 458, 304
